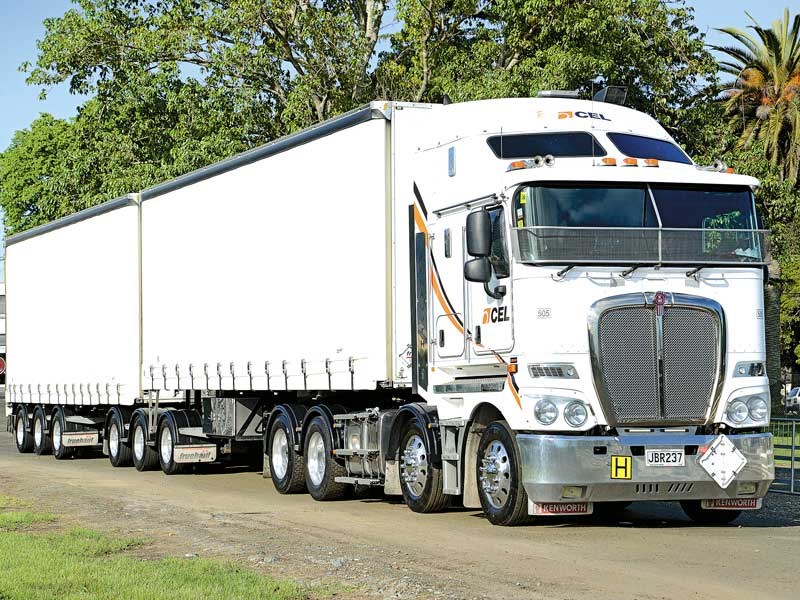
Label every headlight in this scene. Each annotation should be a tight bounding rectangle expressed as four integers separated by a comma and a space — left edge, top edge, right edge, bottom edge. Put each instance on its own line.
726, 400, 749, 424
564, 401, 588, 427
747, 395, 769, 421
534, 399, 558, 425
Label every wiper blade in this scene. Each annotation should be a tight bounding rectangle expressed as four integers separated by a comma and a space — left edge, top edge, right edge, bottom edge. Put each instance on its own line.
620, 264, 643, 278
552, 265, 576, 281
686, 265, 710, 279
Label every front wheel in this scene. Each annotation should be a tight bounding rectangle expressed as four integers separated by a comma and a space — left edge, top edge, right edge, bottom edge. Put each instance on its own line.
680, 500, 741, 525
399, 420, 448, 513
477, 421, 530, 526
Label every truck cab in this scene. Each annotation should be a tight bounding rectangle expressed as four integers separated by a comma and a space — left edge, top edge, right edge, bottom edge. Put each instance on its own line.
410, 96, 774, 524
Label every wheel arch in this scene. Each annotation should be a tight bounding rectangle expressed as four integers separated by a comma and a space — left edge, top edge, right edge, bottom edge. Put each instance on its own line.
385, 402, 441, 466
104, 406, 134, 442
462, 403, 506, 509
264, 404, 307, 456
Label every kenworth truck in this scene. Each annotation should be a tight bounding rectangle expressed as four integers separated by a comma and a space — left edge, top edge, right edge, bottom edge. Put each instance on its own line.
6, 95, 774, 526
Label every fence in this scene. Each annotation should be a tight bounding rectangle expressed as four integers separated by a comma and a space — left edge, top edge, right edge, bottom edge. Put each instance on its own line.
769, 418, 799, 494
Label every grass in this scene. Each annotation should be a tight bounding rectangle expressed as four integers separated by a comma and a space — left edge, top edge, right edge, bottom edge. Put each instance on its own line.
0, 496, 312, 600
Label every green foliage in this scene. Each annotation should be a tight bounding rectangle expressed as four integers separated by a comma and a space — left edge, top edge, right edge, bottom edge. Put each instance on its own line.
714, 8, 800, 183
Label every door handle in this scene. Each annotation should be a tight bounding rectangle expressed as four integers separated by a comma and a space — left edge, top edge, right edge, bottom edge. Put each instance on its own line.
438, 329, 445, 347
474, 325, 482, 345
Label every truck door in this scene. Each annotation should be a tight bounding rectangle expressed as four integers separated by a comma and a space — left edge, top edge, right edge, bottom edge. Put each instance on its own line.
429, 217, 466, 360
466, 205, 514, 356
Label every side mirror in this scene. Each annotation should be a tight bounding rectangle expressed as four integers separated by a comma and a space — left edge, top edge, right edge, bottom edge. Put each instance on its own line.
466, 210, 491, 257
464, 257, 492, 283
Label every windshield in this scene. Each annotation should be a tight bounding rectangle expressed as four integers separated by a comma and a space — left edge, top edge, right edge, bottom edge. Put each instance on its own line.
512, 183, 764, 265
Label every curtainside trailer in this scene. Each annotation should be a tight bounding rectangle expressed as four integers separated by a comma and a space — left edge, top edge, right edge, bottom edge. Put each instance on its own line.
6, 94, 774, 525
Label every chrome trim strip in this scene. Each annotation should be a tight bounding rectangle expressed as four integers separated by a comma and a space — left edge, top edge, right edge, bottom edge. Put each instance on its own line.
588, 292, 725, 426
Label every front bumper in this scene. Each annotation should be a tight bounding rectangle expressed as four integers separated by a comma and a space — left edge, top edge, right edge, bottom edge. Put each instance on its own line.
517, 432, 774, 503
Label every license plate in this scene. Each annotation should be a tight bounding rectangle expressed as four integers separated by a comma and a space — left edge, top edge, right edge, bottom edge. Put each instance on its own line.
645, 448, 685, 467
701, 498, 761, 510
531, 502, 593, 516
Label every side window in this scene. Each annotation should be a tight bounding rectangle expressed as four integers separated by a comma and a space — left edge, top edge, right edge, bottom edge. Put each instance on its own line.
487, 206, 510, 278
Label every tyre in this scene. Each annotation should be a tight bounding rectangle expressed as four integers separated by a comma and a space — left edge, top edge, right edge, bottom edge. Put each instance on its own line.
303, 416, 348, 501
680, 500, 741, 525
51, 408, 73, 460
108, 412, 133, 468
477, 420, 530, 526
131, 415, 159, 472
33, 407, 52, 456
399, 420, 448, 513
13, 409, 33, 454
268, 414, 306, 494
157, 416, 188, 475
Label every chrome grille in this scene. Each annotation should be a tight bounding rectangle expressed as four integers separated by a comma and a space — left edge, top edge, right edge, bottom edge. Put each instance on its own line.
598, 308, 659, 422
662, 308, 717, 420
591, 293, 723, 426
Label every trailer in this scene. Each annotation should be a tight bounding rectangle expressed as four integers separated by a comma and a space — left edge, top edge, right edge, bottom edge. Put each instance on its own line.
6, 95, 774, 525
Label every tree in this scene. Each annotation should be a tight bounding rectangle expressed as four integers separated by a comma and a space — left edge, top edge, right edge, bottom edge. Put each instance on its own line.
714, 8, 800, 183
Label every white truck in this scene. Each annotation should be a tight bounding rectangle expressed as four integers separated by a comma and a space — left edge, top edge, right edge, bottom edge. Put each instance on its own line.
5, 94, 774, 525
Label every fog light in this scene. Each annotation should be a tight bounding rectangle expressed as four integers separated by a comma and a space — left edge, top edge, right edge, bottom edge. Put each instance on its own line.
564, 401, 589, 427
738, 482, 757, 495
561, 486, 585, 499
747, 395, 769, 421
534, 399, 558, 425
726, 400, 748, 424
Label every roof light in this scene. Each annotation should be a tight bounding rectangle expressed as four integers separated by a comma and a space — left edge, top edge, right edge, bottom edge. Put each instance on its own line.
725, 167, 735, 174
622, 158, 638, 167
594, 157, 617, 166
507, 160, 529, 171
643, 158, 659, 167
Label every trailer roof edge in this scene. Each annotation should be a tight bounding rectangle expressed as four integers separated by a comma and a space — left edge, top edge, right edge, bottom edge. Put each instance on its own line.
140, 104, 389, 201
4, 195, 138, 247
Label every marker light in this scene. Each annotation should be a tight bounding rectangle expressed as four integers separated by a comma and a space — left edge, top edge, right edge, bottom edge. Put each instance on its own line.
507, 160, 529, 171
622, 158, 638, 166
643, 159, 659, 167
594, 157, 617, 166
725, 167, 735, 174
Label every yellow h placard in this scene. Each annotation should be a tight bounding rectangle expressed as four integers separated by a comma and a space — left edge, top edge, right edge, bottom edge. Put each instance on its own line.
610, 455, 632, 480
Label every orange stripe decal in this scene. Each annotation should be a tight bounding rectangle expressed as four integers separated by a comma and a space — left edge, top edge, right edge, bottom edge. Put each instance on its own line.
506, 374, 522, 409
430, 268, 464, 334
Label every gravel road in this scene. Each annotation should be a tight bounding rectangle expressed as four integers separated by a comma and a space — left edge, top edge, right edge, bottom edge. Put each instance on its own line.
1, 432, 798, 600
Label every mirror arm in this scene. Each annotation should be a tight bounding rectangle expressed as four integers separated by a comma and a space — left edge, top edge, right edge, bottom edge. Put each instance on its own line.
484, 283, 507, 299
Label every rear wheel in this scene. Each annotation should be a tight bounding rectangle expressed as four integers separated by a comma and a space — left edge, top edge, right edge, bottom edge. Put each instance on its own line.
14, 409, 33, 454
304, 417, 348, 501
51, 408, 73, 460
680, 500, 741, 525
268, 414, 305, 494
131, 415, 159, 472
158, 417, 188, 475
400, 420, 448, 513
108, 413, 132, 467
477, 421, 530, 526
33, 408, 52, 456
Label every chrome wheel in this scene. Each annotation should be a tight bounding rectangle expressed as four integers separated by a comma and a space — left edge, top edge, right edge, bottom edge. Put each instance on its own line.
34, 416, 42, 447
16, 415, 25, 447
109, 423, 120, 458
271, 428, 289, 480
133, 425, 145, 462
401, 434, 428, 499
160, 426, 173, 465
52, 419, 62, 452
479, 440, 511, 509
306, 431, 326, 487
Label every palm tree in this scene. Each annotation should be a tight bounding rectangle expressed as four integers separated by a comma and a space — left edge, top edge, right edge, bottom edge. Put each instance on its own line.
714, 8, 800, 183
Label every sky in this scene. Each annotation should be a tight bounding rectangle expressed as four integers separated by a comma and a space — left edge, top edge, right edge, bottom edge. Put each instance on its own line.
0, 1, 787, 151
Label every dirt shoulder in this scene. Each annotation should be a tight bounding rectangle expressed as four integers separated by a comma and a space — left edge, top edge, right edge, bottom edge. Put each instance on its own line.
1, 434, 798, 600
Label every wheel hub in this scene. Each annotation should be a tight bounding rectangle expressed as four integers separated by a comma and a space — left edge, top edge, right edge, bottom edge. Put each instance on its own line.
133, 426, 145, 461
160, 426, 173, 465
109, 423, 119, 457
34, 417, 42, 446
401, 434, 428, 499
271, 428, 289, 480
53, 419, 62, 452
16, 416, 24, 446
307, 431, 326, 487
479, 441, 511, 509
